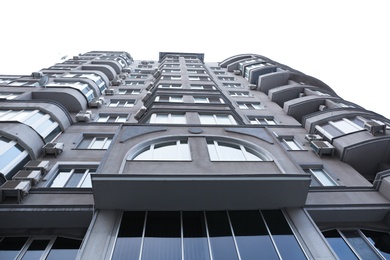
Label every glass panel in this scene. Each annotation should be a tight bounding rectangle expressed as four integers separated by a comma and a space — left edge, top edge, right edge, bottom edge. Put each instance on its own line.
155, 114, 169, 123
170, 114, 186, 124
285, 139, 302, 150
229, 211, 279, 260
361, 229, 390, 259
199, 114, 215, 124
80, 172, 92, 188
183, 211, 211, 260
323, 230, 358, 259
262, 210, 306, 260
215, 115, 236, 125
46, 237, 82, 260
51, 170, 72, 187
21, 239, 50, 260
102, 138, 112, 149
142, 212, 181, 260
0, 237, 28, 259
112, 211, 145, 260
91, 138, 106, 149
217, 142, 245, 161
342, 230, 382, 260
65, 171, 85, 187
78, 137, 93, 149
332, 120, 360, 134
0, 145, 24, 171
206, 141, 219, 161
244, 147, 264, 161
311, 169, 337, 186
206, 211, 239, 260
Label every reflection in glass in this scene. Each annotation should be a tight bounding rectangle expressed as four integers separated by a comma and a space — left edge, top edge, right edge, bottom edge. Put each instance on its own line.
21, 239, 49, 260
46, 237, 82, 260
229, 211, 279, 260
183, 211, 210, 260
0, 237, 28, 259
112, 211, 145, 260
262, 210, 306, 260
343, 230, 382, 260
362, 229, 390, 259
142, 212, 181, 260
322, 230, 358, 259
206, 211, 238, 260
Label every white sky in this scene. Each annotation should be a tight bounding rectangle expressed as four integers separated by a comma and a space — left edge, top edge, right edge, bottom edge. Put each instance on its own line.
1, 0, 389, 119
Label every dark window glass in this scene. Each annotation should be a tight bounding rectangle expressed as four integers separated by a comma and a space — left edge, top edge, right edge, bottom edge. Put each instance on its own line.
322, 230, 358, 259
22, 239, 50, 260
362, 229, 390, 259
342, 230, 382, 260
65, 170, 84, 188
183, 211, 210, 260
0, 237, 28, 259
112, 211, 145, 260
142, 211, 181, 260
46, 237, 82, 260
229, 211, 279, 260
206, 211, 238, 260
262, 210, 306, 260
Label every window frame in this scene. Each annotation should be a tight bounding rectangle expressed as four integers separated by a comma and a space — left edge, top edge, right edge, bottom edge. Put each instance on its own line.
76, 134, 114, 150
302, 165, 338, 187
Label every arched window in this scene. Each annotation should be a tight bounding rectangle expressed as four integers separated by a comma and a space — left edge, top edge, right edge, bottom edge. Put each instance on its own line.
131, 139, 191, 161
206, 138, 270, 161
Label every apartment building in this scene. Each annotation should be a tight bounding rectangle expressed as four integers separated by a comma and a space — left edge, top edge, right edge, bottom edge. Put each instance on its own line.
0, 51, 390, 259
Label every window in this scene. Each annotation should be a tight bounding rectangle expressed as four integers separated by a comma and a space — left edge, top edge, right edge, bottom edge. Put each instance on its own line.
63, 73, 106, 93
323, 229, 390, 259
189, 76, 210, 81
97, 114, 127, 123
158, 84, 182, 89
199, 114, 237, 125
190, 84, 216, 90
303, 166, 338, 186
162, 69, 181, 73
155, 95, 183, 102
206, 139, 269, 161
193, 96, 224, 104
112, 210, 305, 260
77, 135, 113, 149
187, 69, 206, 74
213, 71, 226, 75
249, 116, 277, 125
47, 81, 96, 101
161, 76, 181, 80
0, 136, 30, 179
237, 102, 263, 110
0, 236, 82, 259
49, 166, 96, 188
108, 99, 135, 107
118, 89, 141, 95
131, 139, 191, 160
223, 83, 243, 88
125, 81, 144, 86
316, 117, 365, 139
129, 74, 148, 79
280, 137, 304, 150
0, 109, 61, 142
0, 92, 20, 100
218, 76, 235, 81
148, 113, 186, 124
229, 91, 251, 97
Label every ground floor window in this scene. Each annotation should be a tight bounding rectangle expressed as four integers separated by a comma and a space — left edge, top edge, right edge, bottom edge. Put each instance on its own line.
112, 210, 306, 260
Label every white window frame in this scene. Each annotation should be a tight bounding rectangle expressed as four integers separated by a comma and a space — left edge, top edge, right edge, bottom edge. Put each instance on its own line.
155, 96, 183, 102
108, 99, 135, 107
148, 113, 187, 124
118, 89, 141, 95
206, 139, 267, 161
249, 116, 277, 125
303, 167, 338, 186
97, 114, 127, 123
193, 97, 224, 104
280, 137, 304, 150
77, 136, 112, 149
229, 91, 251, 97
158, 84, 182, 89
237, 102, 263, 110
199, 114, 237, 125
131, 139, 191, 161
50, 167, 95, 188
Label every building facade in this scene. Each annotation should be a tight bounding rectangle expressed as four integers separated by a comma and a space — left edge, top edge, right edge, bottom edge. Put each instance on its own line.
0, 51, 390, 259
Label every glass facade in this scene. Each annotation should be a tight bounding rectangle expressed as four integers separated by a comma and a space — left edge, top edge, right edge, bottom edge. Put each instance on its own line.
112, 210, 305, 260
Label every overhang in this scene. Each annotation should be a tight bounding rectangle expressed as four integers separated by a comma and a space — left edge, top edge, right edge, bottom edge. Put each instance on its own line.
92, 173, 311, 210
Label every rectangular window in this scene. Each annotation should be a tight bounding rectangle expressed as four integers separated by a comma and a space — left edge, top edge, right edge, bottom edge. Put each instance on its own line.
189, 76, 210, 81
125, 81, 144, 86
249, 116, 277, 125
199, 114, 237, 125
280, 137, 304, 150
148, 113, 186, 124
118, 89, 141, 95
194, 97, 224, 104
303, 167, 338, 186
0, 92, 20, 100
229, 91, 251, 97
162, 69, 181, 73
77, 135, 113, 149
158, 84, 182, 89
223, 83, 243, 88
161, 76, 181, 80
49, 167, 96, 188
190, 85, 216, 90
97, 114, 127, 123
154, 96, 183, 102
218, 77, 235, 81
108, 99, 135, 107
187, 70, 206, 74
129, 75, 148, 79
237, 102, 263, 109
